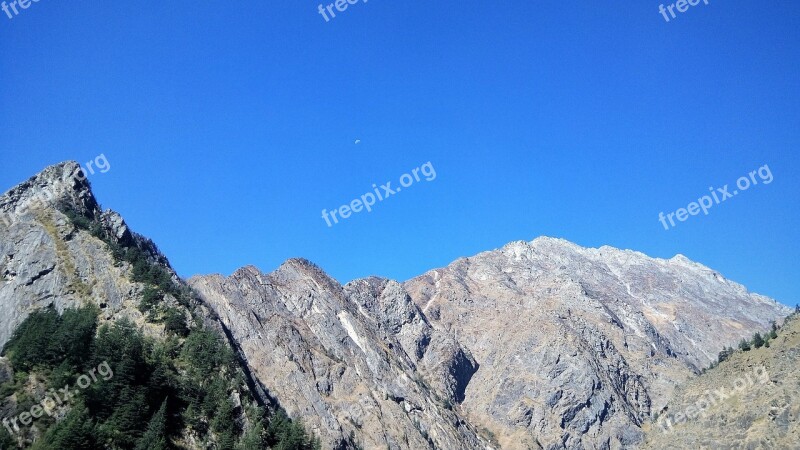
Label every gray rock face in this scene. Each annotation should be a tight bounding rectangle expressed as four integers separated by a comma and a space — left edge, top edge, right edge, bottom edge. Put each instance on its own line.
402, 238, 791, 449
0, 162, 100, 227
190, 238, 789, 449
189, 262, 488, 450
343, 277, 479, 404
0, 161, 178, 348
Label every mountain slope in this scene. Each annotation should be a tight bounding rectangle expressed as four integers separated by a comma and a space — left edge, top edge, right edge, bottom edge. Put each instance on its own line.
0, 161, 163, 348
0, 162, 318, 449
191, 239, 790, 449
641, 312, 800, 449
401, 239, 792, 449
188, 264, 489, 449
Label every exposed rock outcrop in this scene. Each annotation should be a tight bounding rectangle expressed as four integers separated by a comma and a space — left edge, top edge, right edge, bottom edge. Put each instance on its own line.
0, 162, 182, 347
189, 262, 488, 449
401, 238, 791, 449
190, 239, 790, 449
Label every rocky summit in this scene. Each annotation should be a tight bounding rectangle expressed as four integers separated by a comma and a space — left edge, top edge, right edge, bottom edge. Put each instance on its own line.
402, 239, 792, 449
0, 162, 174, 347
0, 162, 794, 449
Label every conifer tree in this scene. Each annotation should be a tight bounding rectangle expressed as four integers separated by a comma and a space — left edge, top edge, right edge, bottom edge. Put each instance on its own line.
718, 347, 734, 363
739, 338, 751, 351
135, 398, 169, 450
236, 418, 266, 450
752, 332, 765, 349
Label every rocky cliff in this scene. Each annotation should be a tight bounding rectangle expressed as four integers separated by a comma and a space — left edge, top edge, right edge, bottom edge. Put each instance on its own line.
0, 162, 296, 449
401, 238, 792, 449
0, 162, 175, 348
191, 239, 790, 449
188, 264, 488, 449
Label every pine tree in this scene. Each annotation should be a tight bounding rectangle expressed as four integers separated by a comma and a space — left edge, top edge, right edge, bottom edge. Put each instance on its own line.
164, 308, 189, 337
739, 338, 751, 351
46, 306, 98, 370
236, 418, 266, 450
135, 398, 168, 450
33, 402, 96, 450
3, 306, 320, 450
211, 386, 236, 435
770, 321, 779, 339
718, 347, 734, 363
3, 306, 60, 370
752, 332, 765, 349
218, 430, 237, 450
0, 425, 15, 450
101, 386, 149, 448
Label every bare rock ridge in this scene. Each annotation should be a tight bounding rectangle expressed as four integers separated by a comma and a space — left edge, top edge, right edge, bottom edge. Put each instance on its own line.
191, 237, 789, 449
188, 261, 487, 449
401, 239, 792, 448
0, 161, 174, 347
1, 161, 793, 449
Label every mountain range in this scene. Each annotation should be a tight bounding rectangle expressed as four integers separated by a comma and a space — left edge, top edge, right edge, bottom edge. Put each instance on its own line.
0, 161, 794, 449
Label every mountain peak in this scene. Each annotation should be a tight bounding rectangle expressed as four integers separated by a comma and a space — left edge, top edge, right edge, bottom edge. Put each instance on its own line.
0, 161, 99, 227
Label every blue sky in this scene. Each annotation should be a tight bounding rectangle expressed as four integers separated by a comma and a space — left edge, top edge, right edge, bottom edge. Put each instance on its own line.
1, 1, 798, 306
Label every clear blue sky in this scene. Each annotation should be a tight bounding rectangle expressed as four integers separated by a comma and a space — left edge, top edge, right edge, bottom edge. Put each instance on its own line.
1, 1, 798, 306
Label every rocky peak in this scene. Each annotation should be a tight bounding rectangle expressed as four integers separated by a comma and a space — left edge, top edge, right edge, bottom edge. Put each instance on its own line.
273, 258, 342, 288
0, 162, 176, 347
0, 161, 99, 227
402, 237, 791, 449
189, 233, 791, 449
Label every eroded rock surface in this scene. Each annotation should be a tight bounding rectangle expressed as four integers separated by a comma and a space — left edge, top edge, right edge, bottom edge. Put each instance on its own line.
401, 239, 791, 449
191, 239, 790, 449
189, 263, 488, 449
0, 162, 190, 349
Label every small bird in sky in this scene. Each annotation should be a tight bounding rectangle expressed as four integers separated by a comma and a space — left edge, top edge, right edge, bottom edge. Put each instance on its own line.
354, 139, 361, 144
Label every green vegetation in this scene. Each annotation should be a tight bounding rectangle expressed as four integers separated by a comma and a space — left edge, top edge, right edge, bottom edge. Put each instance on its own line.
716, 310, 799, 366
751, 332, 765, 349
3, 306, 98, 374
737, 337, 751, 352
4, 209, 320, 449
717, 346, 735, 363
59, 205, 192, 307
0, 426, 15, 449
60, 205, 196, 338
1, 307, 320, 449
